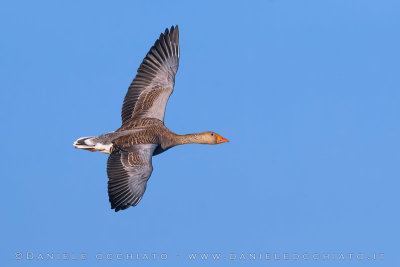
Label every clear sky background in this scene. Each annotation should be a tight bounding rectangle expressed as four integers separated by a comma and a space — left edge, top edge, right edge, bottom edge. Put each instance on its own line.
1, 0, 399, 266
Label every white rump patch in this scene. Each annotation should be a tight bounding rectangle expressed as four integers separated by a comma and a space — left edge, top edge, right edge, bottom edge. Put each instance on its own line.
94, 143, 113, 154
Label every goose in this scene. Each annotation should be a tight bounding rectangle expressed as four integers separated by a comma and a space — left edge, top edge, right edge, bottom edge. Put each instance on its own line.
74, 25, 228, 212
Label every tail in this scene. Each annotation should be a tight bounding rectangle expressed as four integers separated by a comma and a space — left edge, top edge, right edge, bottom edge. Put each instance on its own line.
73, 136, 112, 154
73, 137, 97, 152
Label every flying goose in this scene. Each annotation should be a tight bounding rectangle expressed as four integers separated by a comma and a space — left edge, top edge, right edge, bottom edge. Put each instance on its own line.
74, 26, 228, 212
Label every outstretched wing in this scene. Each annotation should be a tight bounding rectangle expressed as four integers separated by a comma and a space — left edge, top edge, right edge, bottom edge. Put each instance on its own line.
121, 25, 180, 124
107, 144, 157, 212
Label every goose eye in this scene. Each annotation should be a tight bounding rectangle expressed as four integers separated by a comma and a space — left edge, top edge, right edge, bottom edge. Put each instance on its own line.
211, 133, 214, 136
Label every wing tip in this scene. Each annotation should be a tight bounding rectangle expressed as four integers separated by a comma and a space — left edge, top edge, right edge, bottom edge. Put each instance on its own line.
111, 198, 141, 212
171, 25, 179, 44
163, 25, 179, 45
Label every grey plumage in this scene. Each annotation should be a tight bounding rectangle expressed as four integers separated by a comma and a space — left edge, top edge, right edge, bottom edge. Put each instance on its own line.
121, 25, 179, 123
107, 144, 156, 211
107, 26, 180, 211
74, 25, 228, 212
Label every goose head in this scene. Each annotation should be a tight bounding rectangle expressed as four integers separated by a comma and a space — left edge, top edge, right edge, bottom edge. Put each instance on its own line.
198, 131, 229, 145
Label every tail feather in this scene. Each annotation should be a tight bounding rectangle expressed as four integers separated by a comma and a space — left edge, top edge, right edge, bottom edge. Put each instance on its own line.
74, 136, 112, 154
74, 137, 97, 151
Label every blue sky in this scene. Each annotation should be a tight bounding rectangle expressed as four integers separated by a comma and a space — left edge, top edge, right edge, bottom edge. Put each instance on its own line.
1, 0, 399, 266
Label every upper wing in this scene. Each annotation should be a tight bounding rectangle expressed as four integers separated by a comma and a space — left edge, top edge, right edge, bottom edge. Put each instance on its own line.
121, 26, 180, 123
107, 144, 157, 212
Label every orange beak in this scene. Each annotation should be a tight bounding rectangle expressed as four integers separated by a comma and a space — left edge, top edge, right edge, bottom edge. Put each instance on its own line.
217, 135, 229, 144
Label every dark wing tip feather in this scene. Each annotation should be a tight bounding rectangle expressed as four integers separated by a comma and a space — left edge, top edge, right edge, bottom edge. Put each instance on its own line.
154, 25, 179, 54
170, 25, 179, 44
